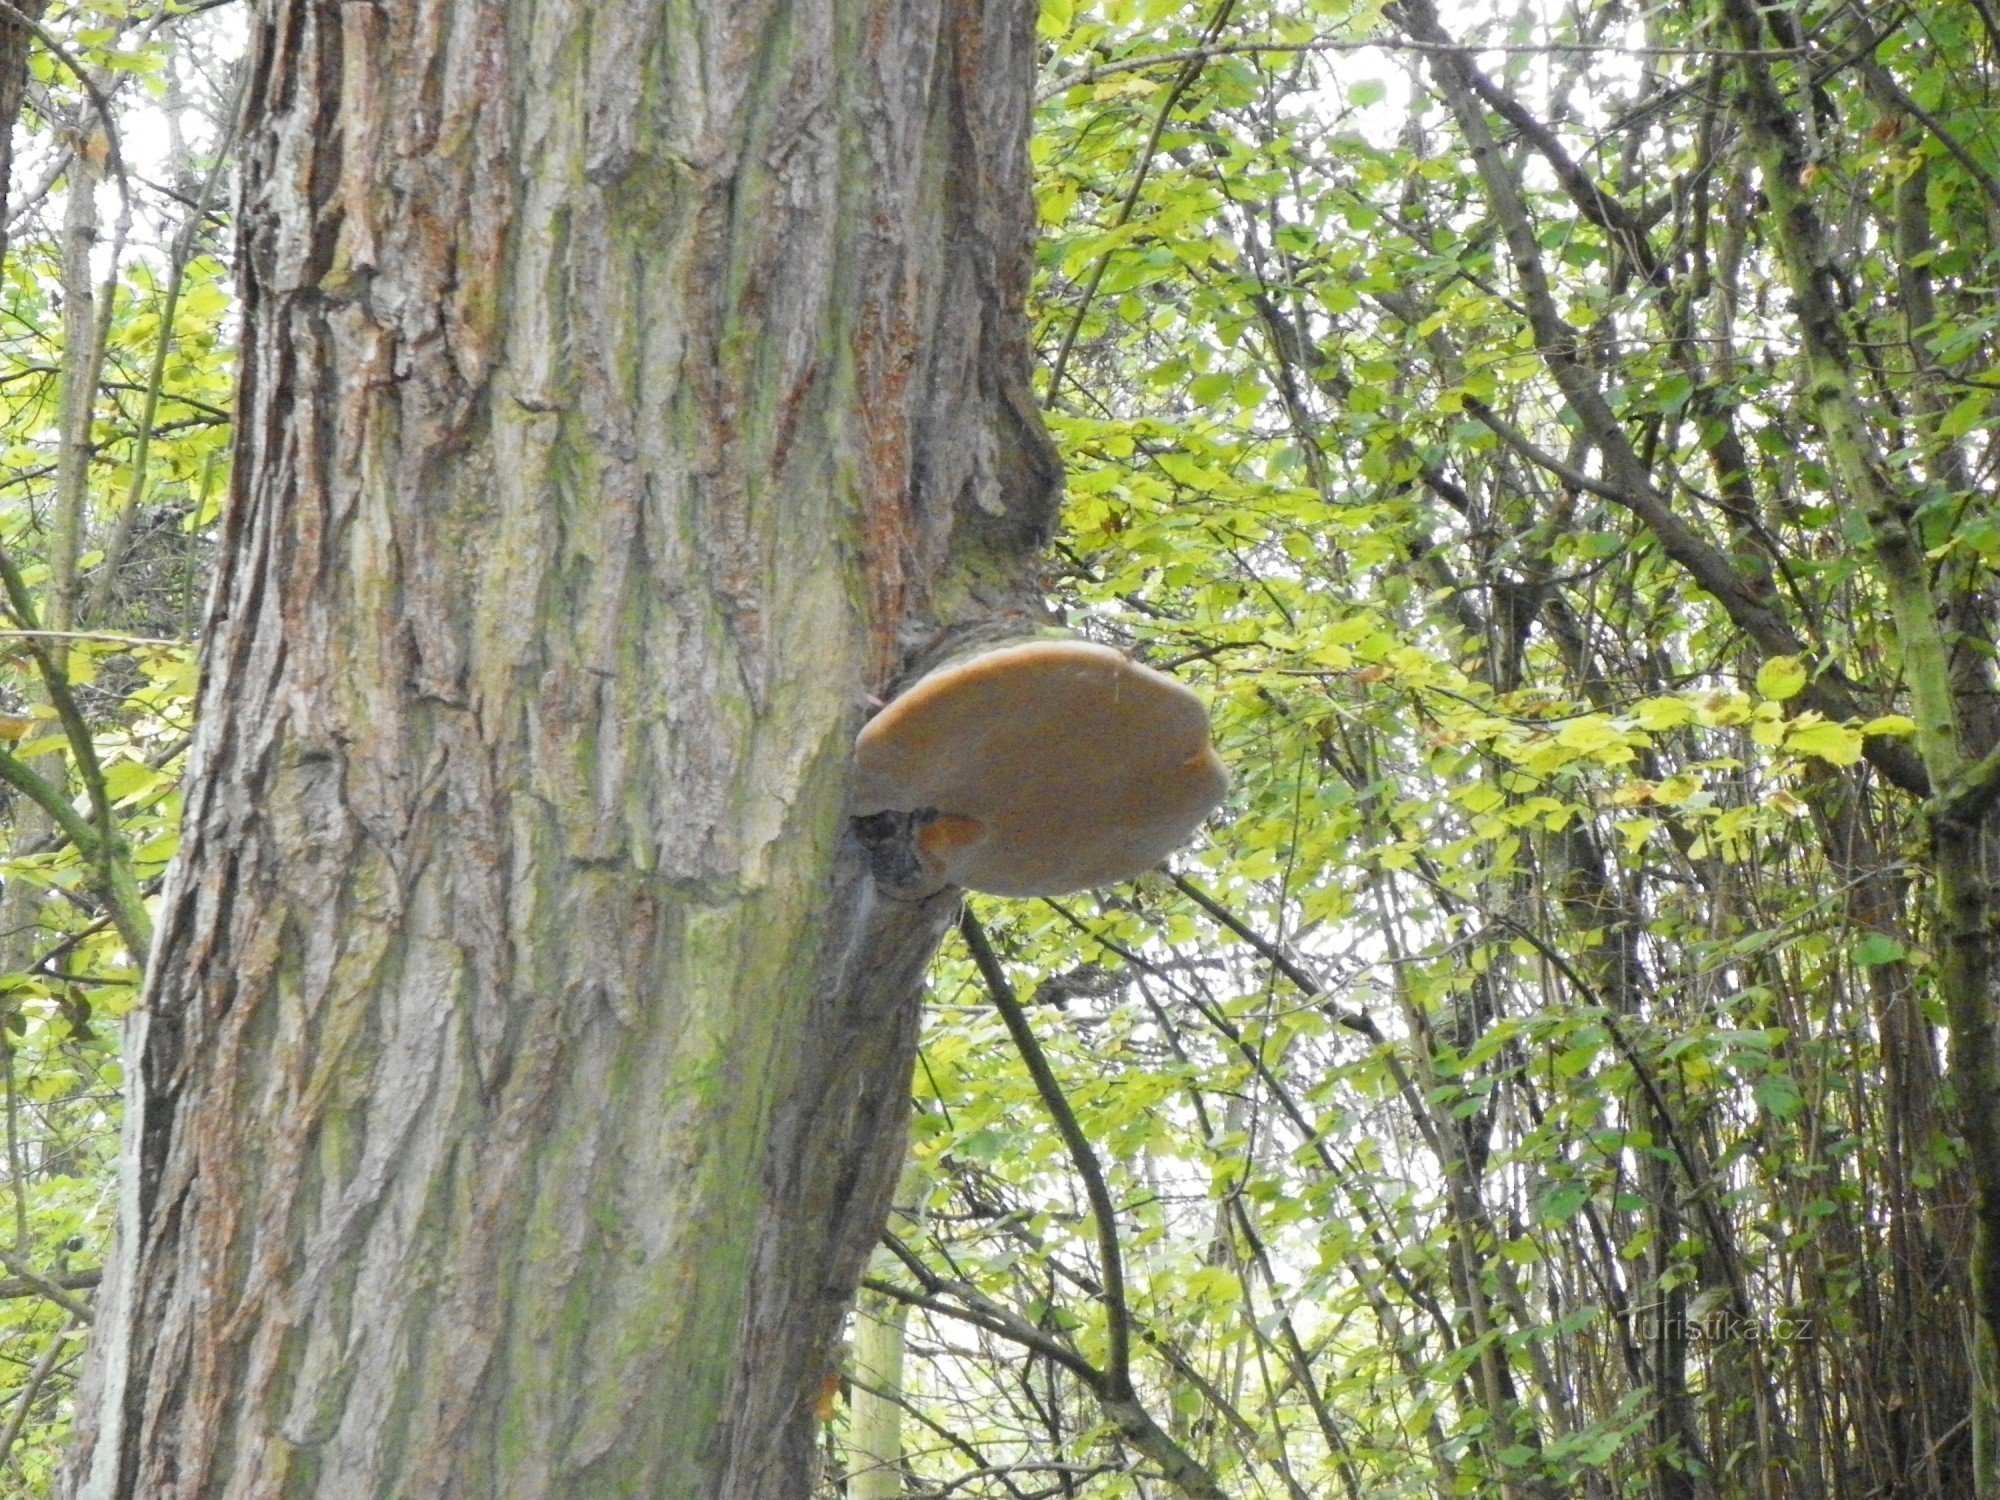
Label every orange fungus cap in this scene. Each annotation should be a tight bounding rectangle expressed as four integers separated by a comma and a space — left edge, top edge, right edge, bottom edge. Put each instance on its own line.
852, 640, 1229, 897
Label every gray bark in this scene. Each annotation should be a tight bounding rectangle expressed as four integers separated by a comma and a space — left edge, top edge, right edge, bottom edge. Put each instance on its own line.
0, 0, 50, 267
64, 1, 1058, 1495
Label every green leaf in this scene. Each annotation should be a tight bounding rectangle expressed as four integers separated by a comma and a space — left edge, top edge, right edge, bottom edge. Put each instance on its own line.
1787, 720, 1865, 766
1939, 389, 1990, 438
1556, 717, 1627, 754
1755, 656, 1808, 701
1755, 1076, 1805, 1119
1862, 714, 1917, 738
1632, 696, 1697, 731
1852, 934, 1906, 967
1536, 1182, 1589, 1225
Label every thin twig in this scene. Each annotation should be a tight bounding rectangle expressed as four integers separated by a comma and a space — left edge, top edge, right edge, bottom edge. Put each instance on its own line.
1039, 34, 1808, 101
0, 629, 187, 650
958, 910, 1135, 1395
1046, 0, 1237, 402
0, 1247, 92, 1322
1, 1039, 25, 1254
90, 67, 244, 622
862, 1274, 1101, 1385
0, 1312, 80, 1468
0, 1267, 99, 1300
0, 0, 130, 208
0, 544, 153, 953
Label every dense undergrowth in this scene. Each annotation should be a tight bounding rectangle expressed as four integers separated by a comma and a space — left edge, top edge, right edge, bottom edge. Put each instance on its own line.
4, 3, 1999, 1497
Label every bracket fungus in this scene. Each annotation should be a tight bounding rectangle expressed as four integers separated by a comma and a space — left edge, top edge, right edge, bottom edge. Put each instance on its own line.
852, 639, 1229, 897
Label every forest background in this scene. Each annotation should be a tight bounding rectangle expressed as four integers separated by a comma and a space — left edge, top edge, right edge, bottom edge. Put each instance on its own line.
0, 0, 1995, 1497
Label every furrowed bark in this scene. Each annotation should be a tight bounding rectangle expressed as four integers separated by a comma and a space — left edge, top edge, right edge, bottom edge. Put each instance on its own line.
64, 1, 1059, 1496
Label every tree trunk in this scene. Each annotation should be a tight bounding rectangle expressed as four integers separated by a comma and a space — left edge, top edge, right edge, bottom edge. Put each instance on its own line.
64, 1, 1059, 1496
50, 139, 99, 640
849, 1287, 910, 1499
0, 0, 50, 268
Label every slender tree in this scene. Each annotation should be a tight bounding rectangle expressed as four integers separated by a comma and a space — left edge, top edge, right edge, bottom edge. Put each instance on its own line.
63, 1, 1059, 1495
